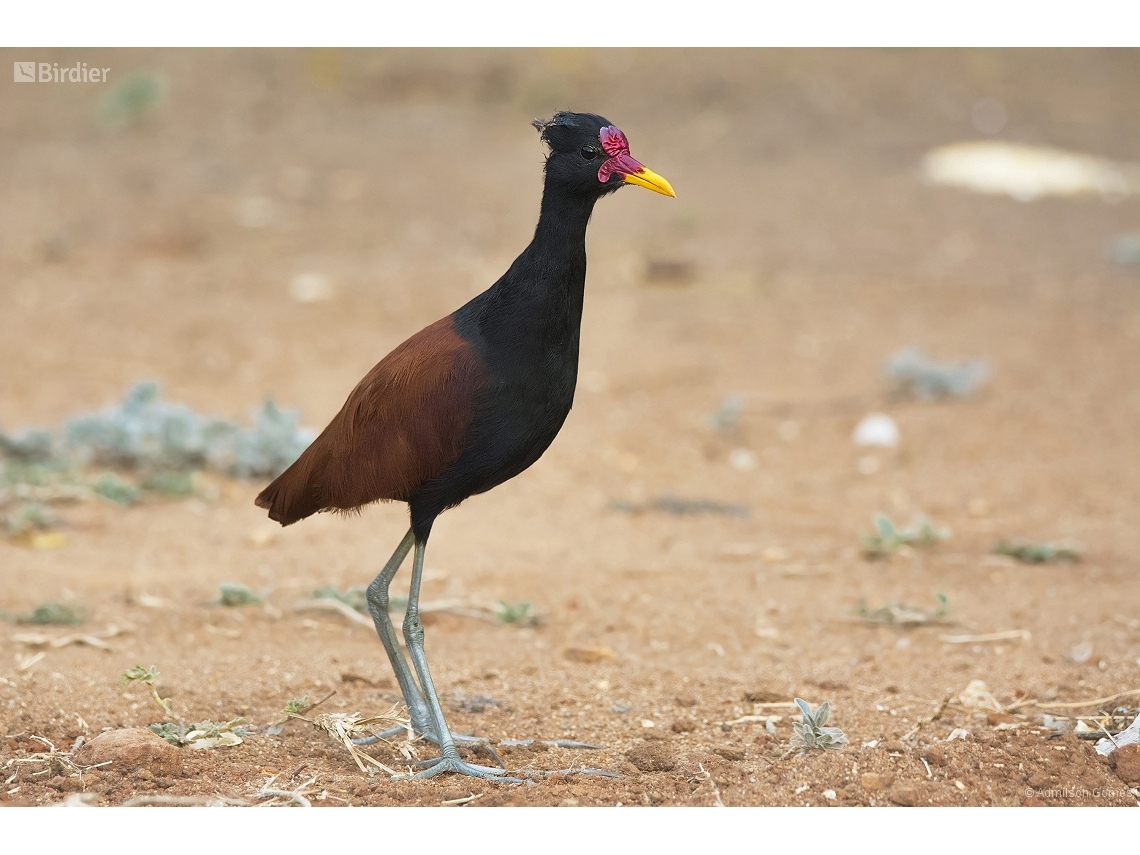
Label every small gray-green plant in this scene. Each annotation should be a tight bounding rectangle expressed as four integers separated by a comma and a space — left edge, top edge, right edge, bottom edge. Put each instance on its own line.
150, 717, 249, 748
789, 698, 848, 756
993, 539, 1083, 564
885, 347, 990, 399
495, 600, 536, 625
140, 470, 196, 495
852, 592, 949, 627
217, 583, 262, 606
21, 601, 85, 625
98, 71, 165, 127
313, 586, 367, 612
282, 697, 310, 716
121, 665, 172, 715
92, 472, 140, 506
5, 502, 58, 537
861, 513, 950, 558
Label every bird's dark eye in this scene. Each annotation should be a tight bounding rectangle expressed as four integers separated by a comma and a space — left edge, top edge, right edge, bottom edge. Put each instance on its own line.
581, 145, 599, 160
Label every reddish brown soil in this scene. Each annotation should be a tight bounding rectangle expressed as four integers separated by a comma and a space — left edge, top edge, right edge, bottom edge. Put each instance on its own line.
2, 48, 1139, 807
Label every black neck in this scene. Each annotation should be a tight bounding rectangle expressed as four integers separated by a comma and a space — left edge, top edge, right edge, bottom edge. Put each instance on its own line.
485, 176, 598, 311
530, 179, 598, 256
457, 177, 599, 373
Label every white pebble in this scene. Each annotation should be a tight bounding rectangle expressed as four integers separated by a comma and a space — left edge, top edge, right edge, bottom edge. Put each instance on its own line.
853, 413, 899, 447
728, 448, 756, 471
289, 273, 334, 303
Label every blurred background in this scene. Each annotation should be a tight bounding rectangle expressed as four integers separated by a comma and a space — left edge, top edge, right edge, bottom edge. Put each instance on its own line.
3, 48, 1139, 536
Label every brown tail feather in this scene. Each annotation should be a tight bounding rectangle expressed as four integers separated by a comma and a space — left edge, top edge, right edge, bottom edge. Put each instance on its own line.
255, 444, 329, 526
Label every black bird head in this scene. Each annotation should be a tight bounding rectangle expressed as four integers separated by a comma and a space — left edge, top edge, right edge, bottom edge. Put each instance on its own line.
533, 112, 676, 199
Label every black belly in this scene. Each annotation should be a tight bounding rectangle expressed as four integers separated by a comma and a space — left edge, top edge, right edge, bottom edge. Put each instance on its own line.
407, 377, 575, 540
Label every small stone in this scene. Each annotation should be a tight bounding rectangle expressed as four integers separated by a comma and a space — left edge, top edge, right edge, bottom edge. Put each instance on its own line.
1115, 743, 1140, 785
564, 646, 617, 663
852, 413, 899, 448
861, 772, 883, 791
671, 719, 696, 733
714, 747, 744, 762
822, 789, 837, 801
888, 782, 920, 806
72, 728, 182, 777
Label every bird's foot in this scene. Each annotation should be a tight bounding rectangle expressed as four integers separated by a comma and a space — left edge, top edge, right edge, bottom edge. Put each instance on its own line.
403, 754, 521, 783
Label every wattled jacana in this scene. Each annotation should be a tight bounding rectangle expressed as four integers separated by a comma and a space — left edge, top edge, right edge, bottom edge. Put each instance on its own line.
256, 112, 675, 781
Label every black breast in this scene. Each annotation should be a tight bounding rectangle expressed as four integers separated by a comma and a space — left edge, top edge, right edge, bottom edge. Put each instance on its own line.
406, 281, 582, 539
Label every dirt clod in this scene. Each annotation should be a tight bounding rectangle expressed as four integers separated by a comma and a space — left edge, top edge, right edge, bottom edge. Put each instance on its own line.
743, 690, 788, 704
888, 781, 922, 806
921, 745, 947, 766
1114, 744, 1140, 785
861, 772, 885, 790
72, 728, 182, 777
625, 742, 676, 772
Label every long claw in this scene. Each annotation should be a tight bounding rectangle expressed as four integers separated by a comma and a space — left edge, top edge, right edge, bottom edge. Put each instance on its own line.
404, 756, 521, 783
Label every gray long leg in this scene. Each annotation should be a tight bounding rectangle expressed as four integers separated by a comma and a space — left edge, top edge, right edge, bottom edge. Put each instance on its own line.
364, 528, 433, 735
402, 539, 518, 781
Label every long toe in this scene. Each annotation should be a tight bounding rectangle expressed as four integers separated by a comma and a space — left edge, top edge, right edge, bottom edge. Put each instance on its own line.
406, 756, 521, 783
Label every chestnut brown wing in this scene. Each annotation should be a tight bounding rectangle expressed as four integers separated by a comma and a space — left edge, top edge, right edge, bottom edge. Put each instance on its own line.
255, 317, 488, 525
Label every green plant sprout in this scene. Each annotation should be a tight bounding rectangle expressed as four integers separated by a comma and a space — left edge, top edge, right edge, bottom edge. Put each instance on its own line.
217, 583, 263, 606
861, 513, 950, 557
282, 697, 310, 716
993, 539, 1083, 564
789, 698, 849, 756
495, 600, 535, 625
121, 665, 172, 715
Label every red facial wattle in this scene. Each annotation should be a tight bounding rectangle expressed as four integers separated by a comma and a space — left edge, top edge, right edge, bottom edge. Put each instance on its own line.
596, 125, 676, 197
